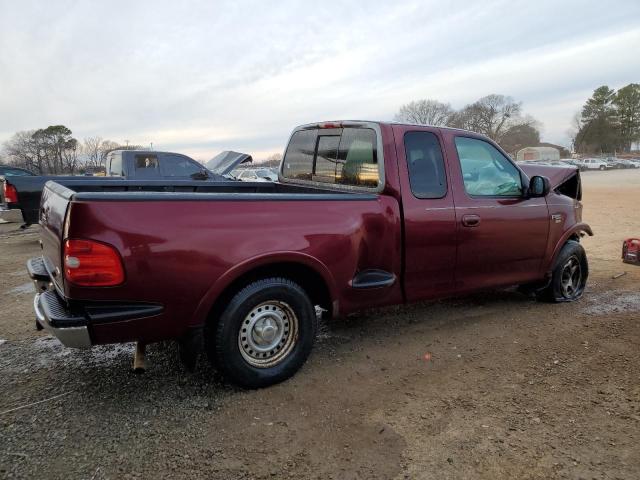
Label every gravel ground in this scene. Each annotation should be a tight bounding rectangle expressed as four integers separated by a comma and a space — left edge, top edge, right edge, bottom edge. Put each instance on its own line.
1, 169, 639, 479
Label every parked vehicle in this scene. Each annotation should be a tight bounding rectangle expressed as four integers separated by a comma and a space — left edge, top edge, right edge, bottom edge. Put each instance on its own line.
0, 165, 35, 177
605, 157, 627, 169
1, 150, 251, 225
28, 121, 592, 388
574, 158, 611, 171
620, 158, 640, 169
234, 168, 278, 182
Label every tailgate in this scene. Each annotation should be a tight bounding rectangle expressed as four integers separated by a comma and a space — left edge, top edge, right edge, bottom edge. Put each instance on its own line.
40, 181, 73, 293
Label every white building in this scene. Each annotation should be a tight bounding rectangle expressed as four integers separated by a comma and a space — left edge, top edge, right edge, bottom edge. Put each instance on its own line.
516, 146, 560, 162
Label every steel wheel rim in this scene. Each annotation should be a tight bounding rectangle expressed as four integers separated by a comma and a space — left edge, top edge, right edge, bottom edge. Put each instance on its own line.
560, 256, 583, 298
238, 301, 299, 368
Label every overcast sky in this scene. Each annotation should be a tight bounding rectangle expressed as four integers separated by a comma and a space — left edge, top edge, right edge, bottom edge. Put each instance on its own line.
1, 0, 639, 160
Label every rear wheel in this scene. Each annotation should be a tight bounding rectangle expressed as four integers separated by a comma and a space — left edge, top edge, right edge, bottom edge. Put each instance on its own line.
599, 165, 606, 171
537, 240, 588, 302
206, 277, 317, 388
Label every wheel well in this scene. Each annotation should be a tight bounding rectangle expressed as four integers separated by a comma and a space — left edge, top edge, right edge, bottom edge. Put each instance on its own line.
207, 262, 333, 326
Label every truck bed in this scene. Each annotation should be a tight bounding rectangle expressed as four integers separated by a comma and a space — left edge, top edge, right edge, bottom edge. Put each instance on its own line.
39, 179, 402, 345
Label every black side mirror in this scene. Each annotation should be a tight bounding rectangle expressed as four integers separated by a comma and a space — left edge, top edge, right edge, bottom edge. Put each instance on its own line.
528, 175, 550, 197
191, 169, 210, 180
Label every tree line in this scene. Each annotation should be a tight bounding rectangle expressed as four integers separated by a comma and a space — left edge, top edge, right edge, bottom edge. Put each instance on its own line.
571, 84, 640, 154
394, 94, 545, 155
1, 126, 141, 174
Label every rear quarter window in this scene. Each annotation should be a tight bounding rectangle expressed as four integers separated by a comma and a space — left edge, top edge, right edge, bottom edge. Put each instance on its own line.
134, 154, 160, 178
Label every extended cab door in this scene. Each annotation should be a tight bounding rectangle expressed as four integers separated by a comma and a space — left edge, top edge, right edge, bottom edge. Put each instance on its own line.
392, 125, 457, 301
442, 131, 550, 292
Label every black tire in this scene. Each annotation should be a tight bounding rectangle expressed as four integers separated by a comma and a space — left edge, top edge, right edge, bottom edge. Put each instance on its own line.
206, 277, 316, 388
537, 240, 588, 302
599, 165, 606, 171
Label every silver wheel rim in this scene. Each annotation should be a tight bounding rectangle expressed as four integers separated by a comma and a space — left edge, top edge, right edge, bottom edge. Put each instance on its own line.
238, 301, 299, 368
560, 256, 582, 298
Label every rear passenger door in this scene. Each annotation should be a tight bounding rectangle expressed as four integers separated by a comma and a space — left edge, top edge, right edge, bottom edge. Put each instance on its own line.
392, 125, 457, 301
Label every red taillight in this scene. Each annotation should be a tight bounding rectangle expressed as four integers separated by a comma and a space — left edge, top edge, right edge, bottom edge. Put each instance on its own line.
3, 182, 18, 203
63, 239, 125, 287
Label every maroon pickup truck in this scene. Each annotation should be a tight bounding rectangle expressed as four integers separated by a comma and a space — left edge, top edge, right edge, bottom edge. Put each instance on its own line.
28, 121, 592, 388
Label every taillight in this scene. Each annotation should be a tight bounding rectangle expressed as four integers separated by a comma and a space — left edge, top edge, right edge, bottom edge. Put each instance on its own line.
63, 239, 125, 287
3, 182, 18, 203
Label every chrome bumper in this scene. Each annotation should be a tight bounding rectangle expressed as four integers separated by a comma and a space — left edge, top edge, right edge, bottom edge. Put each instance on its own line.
34, 293, 92, 348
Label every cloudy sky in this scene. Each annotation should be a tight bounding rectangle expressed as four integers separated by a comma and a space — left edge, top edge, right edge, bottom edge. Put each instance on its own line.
1, 0, 639, 160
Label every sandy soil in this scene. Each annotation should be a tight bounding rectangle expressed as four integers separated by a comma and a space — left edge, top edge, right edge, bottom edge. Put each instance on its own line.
1, 169, 639, 479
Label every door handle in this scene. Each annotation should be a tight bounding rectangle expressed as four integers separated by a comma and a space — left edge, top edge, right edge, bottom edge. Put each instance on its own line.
462, 214, 481, 227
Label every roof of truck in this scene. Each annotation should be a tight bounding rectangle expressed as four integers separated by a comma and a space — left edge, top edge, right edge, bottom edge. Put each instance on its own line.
300, 120, 482, 136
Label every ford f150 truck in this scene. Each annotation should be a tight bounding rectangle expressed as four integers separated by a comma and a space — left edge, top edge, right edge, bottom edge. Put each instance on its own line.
1, 150, 251, 226
27, 121, 592, 388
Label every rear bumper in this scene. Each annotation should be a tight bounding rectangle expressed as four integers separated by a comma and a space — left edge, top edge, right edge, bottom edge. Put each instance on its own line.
28, 257, 164, 348
0, 206, 24, 223
34, 292, 92, 348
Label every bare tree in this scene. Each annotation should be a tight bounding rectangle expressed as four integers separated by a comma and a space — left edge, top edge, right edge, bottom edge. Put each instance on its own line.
450, 94, 533, 142
61, 138, 80, 173
2, 130, 41, 173
394, 99, 454, 126
82, 136, 103, 169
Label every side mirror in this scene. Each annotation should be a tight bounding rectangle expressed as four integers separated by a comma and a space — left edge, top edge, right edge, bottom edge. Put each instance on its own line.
528, 175, 550, 197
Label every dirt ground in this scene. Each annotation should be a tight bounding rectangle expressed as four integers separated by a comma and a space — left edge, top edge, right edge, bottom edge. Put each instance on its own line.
1, 169, 639, 480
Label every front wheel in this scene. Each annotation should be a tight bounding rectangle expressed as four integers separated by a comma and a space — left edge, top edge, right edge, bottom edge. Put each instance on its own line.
599, 165, 606, 171
537, 240, 588, 302
207, 277, 317, 388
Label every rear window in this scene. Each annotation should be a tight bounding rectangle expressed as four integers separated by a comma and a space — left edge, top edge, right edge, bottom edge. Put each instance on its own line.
282, 127, 379, 188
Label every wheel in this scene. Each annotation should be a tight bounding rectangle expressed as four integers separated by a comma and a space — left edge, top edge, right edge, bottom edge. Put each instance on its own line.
206, 277, 317, 388
537, 240, 588, 302
599, 165, 606, 171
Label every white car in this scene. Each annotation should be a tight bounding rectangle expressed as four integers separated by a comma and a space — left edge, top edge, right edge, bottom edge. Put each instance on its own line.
627, 159, 640, 169
234, 168, 278, 182
575, 158, 611, 171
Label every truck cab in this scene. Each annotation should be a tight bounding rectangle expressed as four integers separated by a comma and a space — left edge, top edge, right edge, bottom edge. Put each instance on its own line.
105, 151, 209, 179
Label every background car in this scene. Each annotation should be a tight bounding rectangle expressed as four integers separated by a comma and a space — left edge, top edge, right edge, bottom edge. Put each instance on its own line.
0, 165, 35, 176
234, 167, 278, 182
574, 158, 611, 171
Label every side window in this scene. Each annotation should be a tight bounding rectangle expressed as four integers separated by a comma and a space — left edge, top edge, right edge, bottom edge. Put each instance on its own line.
161, 154, 202, 177
108, 154, 123, 176
454, 137, 523, 197
282, 127, 379, 188
134, 154, 160, 178
404, 131, 447, 198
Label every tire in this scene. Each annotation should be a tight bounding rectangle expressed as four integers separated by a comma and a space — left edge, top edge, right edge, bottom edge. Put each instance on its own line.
599, 165, 605, 171
537, 240, 588, 302
206, 277, 317, 388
